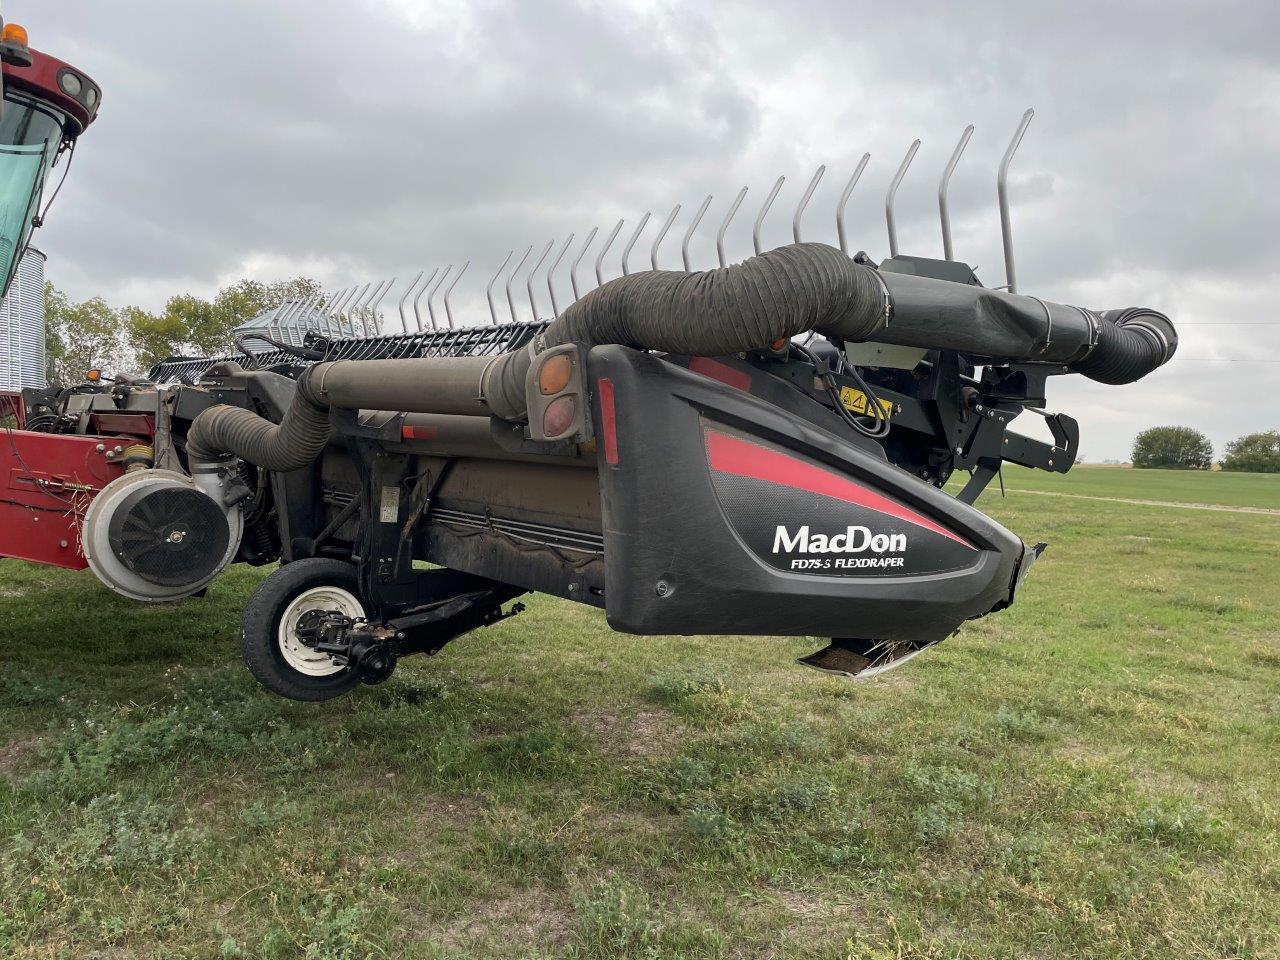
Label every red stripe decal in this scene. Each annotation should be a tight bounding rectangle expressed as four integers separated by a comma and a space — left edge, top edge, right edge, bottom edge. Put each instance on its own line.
705, 430, 974, 549
597, 377, 619, 465
689, 356, 752, 392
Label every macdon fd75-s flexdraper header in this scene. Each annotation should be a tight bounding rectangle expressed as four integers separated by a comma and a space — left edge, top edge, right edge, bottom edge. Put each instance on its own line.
2, 93, 1176, 700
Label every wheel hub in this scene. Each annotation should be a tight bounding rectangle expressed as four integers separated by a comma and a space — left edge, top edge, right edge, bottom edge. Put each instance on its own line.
277, 585, 365, 677
286, 599, 400, 685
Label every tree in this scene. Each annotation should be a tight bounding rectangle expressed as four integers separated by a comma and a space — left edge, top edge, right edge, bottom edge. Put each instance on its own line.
44, 282, 130, 384
44, 276, 326, 380
125, 276, 323, 369
1221, 430, 1280, 473
1131, 426, 1214, 470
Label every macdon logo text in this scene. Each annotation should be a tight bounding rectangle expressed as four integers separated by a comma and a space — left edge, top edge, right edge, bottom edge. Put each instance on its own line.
772, 525, 907, 570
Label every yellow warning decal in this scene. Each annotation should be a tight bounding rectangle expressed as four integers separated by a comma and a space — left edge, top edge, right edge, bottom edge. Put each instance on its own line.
838, 386, 894, 419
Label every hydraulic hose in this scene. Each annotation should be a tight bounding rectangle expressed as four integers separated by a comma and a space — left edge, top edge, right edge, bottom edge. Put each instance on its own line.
298, 243, 889, 423
482, 242, 891, 420
185, 243, 1175, 470
875, 271, 1176, 383
186, 367, 331, 472
1069, 307, 1178, 385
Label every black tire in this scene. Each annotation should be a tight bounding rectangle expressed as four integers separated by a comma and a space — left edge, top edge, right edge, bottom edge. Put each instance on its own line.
241, 558, 363, 702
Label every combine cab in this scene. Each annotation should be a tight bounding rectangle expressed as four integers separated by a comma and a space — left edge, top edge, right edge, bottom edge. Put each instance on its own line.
0, 20, 98, 293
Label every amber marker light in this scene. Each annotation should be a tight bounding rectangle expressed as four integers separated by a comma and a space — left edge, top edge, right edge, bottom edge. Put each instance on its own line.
538, 353, 574, 395
2, 23, 29, 47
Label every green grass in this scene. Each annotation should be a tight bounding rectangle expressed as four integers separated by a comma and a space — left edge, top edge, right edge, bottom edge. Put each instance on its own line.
975, 463, 1280, 510
2, 472, 1279, 958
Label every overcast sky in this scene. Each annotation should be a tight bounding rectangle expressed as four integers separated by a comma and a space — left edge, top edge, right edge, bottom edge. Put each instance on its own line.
12, 0, 1280, 460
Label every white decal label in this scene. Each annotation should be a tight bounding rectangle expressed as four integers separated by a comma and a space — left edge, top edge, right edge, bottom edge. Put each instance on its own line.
379, 485, 401, 523
773, 525, 907, 570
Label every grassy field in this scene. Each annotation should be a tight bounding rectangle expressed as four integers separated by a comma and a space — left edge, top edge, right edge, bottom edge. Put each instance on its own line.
1, 466, 1278, 959
982, 464, 1280, 510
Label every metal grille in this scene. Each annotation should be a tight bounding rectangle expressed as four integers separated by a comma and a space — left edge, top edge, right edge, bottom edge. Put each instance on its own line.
147, 320, 549, 385
107, 486, 230, 586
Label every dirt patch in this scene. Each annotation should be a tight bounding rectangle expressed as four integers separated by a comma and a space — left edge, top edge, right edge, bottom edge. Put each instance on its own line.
406, 791, 491, 824
0, 734, 45, 780
589, 806, 681, 838
576, 708, 683, 757
0, 584, 27, 598
407, 885, 575, 952
1055, 741, 1125, 766
775, 888, 868, 941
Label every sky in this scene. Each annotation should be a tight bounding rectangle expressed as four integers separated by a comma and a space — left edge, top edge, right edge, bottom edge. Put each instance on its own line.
10, 0, 1280, 460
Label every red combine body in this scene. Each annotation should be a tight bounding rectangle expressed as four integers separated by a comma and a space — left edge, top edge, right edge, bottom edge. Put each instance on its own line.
1, 19, 118, 574
0, 428, 126, 567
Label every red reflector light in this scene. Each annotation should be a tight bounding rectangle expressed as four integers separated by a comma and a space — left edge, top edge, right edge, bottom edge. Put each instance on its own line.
401, 425, 439, 441
598, 378, 618, 465
542, 395, 576, 438
689, 356, 751, 391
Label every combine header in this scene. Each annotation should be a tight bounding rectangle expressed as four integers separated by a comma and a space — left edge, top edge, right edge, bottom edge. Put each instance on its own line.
0, 48, 1176, 700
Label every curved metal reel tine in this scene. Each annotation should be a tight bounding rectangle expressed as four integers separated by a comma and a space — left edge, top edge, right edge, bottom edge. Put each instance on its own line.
682, 194, 712, 271
998, 108, 1034, 293
716, 187, 748, 268
427, 266, 452, 331
299, 292, 326, 341
360, 281, 386, 339
621, 212, 650, 276
444, 261, 468, 329
412, 268, 438, 332
369, 278, 395, 335
792, 165, 825, 243
527, 239, 555, 321
397, 271, 424, 332
328, 287, 355, 338
885, 139, 921, 258
271, 299, 297, 343
506, 247, 532, 323
348, 283, 374, 338
651, 204, 680, 271
486, 252, 514, 326
570, 227, 598, 301
548, 234, 574, 317
939, 125, 974, 262
348, 285, 378, 355
836, 153, 870, 256
753, 175, 785, 255
595, 219, 624, 287
317, 286, 345, 339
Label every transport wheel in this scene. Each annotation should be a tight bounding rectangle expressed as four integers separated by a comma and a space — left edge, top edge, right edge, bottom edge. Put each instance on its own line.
241, 558, 365, 701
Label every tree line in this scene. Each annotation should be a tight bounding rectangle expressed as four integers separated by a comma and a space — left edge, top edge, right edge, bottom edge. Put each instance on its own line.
1132, 426, 1280, 473
43, 276, 321, 384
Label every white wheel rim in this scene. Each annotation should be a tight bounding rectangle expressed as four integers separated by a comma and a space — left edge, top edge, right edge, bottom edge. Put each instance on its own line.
277, 585, 365, 678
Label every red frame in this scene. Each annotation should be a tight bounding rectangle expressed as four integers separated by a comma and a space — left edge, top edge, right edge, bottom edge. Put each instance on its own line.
2, 46, 100, 134
0, 405, 128, 568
